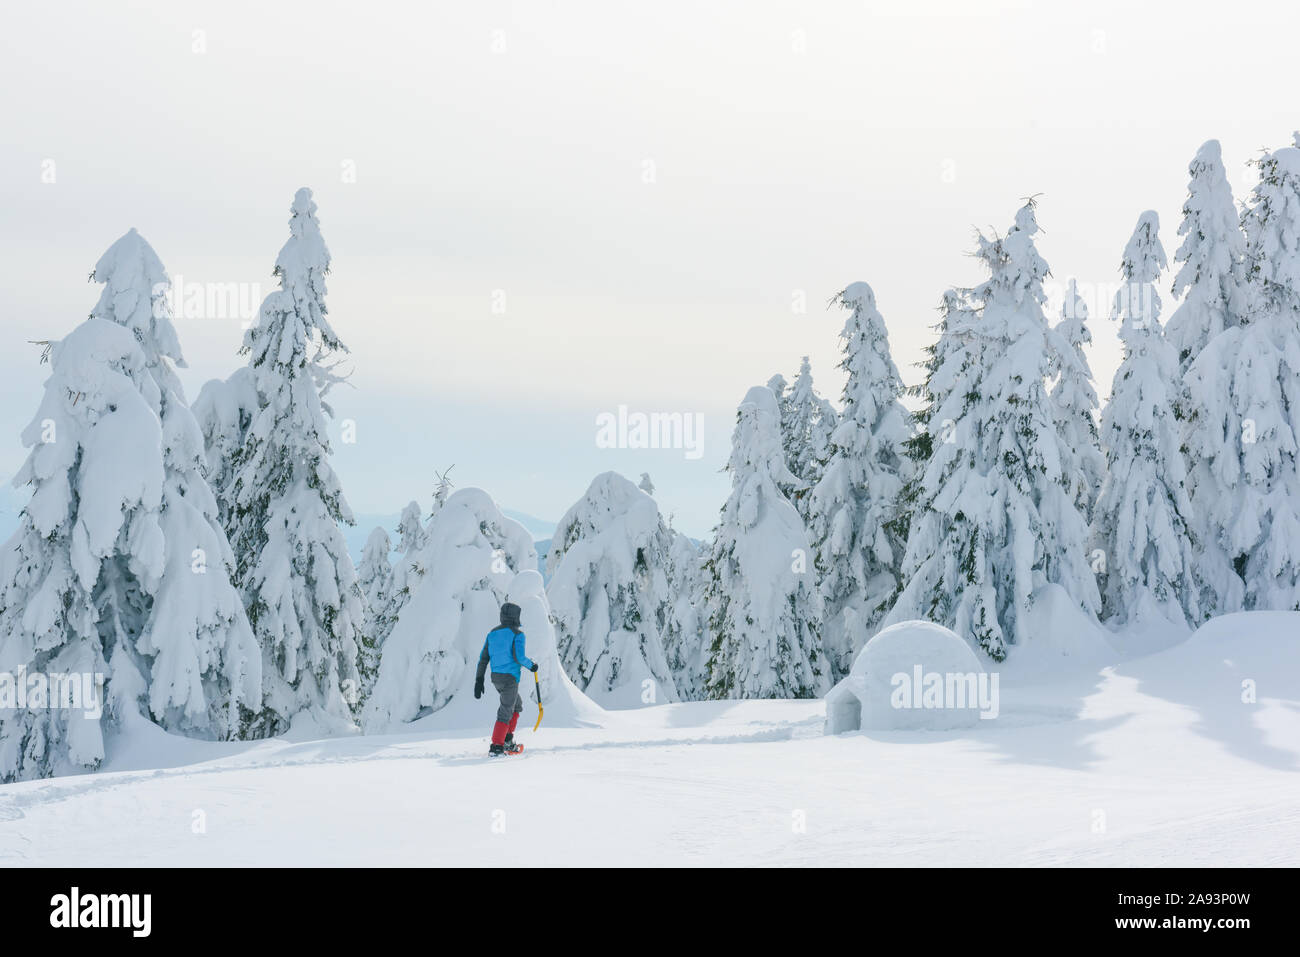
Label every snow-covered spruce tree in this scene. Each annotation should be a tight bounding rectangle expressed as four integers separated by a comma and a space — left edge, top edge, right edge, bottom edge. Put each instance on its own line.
379, 500, 427, 639
193, 367, 259, 534
766, 373, 794, 494
1091, 213, 1203, 626
0, 322, 167, 780
661, 528, 706, 700
701, 386, 828, 698
895, 288, 971, 536
362, 489, 539, 730
805, 283, 911, 678
356, 526, 394, 700
357, 528, 393, 616
396, 499, 428, 556
225, 188, 363, 735
1050, 279, 1105, 523
88, 230, 261, 738
1186, 147, 1300, 612
885, 201, 1099, 660
780, 356, 838, 521
545, 472, 679, 706
1165, 140, 1248, 376
1163, 140, 1250, 614
633, 478, 708, 700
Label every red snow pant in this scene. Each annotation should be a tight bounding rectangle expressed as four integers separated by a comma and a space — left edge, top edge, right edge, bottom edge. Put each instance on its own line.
491, 673, 523, 744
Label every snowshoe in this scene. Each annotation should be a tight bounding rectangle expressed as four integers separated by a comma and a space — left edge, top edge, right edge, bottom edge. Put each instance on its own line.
503, 741, 524, 755
488, 743, 506, 757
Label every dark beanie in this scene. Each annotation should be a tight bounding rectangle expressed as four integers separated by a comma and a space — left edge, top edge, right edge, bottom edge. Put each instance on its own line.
500, 602, 522, 629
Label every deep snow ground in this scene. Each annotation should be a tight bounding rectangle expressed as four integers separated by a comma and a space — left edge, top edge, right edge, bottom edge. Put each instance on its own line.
1, 613, 1297, 867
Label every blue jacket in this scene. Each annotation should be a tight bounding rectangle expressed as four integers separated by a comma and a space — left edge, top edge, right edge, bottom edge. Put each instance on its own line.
477, 626, 535, 682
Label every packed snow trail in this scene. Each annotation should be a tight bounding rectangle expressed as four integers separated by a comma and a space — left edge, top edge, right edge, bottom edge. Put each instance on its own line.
1, 614, 1296, 867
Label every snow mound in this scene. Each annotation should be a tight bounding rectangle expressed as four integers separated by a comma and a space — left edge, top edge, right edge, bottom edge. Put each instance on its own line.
1136, 610, 1300, 685
824, 620, 989, 733
1185, 610, 1300, 649
1112, 611, 1300, 769
1002, 584, 1121, 677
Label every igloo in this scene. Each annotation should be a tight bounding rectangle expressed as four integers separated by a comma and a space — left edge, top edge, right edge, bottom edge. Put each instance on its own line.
823, 620, 993, 733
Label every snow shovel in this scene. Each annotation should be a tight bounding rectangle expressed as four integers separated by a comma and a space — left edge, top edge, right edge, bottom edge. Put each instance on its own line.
532, 669, 543, 732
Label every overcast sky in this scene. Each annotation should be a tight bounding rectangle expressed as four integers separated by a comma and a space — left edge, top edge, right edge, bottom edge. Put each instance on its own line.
1, 0, 1296, 537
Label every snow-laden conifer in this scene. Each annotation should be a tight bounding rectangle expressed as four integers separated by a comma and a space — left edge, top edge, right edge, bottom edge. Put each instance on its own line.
805, 284, 910, 676
662, 529, 706, 700
363, 489, 538, 729
1186, 147, 1300, 612
87, 230, 261, 738
1050, 279, 1105, 522
0, 322, 164, 779
356, 527, 394, 701
781, 356, 838, 521
545, 472, 679, 706
225, 189, 362, 735
1165, 140, 1248, 375
1092, 213, 1204, 626
885, 201, 1099, 659
701, 386, 828, 698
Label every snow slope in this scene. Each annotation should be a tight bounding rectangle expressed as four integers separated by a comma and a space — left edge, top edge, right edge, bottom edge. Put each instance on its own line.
1, 612, 1296, 866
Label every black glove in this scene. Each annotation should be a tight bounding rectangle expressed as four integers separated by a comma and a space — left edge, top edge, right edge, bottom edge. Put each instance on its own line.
474, 679, 484, 699
529, 662, 539, 673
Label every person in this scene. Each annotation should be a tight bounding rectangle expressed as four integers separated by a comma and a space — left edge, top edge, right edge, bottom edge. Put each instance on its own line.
474, 601, 538, 756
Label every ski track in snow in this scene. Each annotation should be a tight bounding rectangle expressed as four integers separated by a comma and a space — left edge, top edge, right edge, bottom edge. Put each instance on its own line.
0, 726, 800, 815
